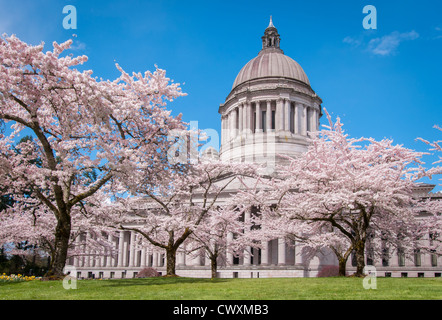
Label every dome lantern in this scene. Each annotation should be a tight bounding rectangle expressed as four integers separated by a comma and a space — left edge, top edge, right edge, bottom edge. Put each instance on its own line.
261, 16, 283, 54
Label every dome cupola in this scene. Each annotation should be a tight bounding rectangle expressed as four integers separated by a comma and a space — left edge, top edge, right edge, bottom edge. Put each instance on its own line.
218, 17, 322, 173
261, 16, 283, 53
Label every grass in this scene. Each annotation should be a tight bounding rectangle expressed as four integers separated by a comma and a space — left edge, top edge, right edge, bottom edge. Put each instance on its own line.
0, 276, 441, 300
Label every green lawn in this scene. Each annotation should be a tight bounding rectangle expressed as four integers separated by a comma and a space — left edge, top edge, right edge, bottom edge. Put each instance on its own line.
0, 277, 441, 300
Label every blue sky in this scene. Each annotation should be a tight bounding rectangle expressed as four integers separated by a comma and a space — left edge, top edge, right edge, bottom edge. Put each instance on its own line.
1, 0, 441, 190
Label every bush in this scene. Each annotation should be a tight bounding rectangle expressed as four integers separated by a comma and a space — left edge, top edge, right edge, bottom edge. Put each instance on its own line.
136, 267, 160, 278
317, 265, 340, 277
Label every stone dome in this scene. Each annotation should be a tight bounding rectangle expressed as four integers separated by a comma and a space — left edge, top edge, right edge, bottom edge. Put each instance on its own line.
219, 17, 322, 168
232, 50, 310, 89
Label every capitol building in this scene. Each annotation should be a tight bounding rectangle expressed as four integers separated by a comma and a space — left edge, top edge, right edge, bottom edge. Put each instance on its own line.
71, 18, 442, 279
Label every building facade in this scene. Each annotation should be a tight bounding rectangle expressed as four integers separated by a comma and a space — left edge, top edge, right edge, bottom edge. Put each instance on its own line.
71, 18, 442, 279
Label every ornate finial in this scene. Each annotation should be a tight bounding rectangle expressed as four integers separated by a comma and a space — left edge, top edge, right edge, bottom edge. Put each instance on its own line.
268, 16, 275, 29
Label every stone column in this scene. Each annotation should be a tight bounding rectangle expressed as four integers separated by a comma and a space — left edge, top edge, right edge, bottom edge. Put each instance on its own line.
245, 101, 252, 135
230, 112, 234, 142
85, 232, 91, 268
141, 248, 147, 268
177, 250, 185, 266
278, 238, 286, 265
243, 210, 251, 266
313, 108, 319, 131
105, 234, 112, 267
294, 102, 301, 134
266, 100, 272, 132
261, 241, 269, 266
276, 98, 283, 132
226, 232, 234, 265
228, 110, 233, 140
390, 249, 399, 267
117, 231, 124, 267
295, 242, 303, 265
243, 103, 248, 134
238, 104, 243, 134
308, 107, 313, 133
232, 109, 238, 139
74, 235, 81, 267
100, 251, 105, 268
152, 252, 158, 267
129, 231, 136, 267
302, 104, 307, 136
255, 101, 262, 132
284, 99, 290, 132
226, 114, 230, 142
122, 234, 129, 267
221, 116, 225, 145
146, 250, 152, 267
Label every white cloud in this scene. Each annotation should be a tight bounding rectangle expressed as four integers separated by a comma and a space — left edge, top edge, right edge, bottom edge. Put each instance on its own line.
70, 40, 86, 51
367, 30, 419, 56
343, 30, 419, 56
342, 36, 362, 47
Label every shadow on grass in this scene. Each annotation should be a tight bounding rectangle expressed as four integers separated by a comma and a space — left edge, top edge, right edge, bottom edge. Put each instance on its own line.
102, 276, 229, 288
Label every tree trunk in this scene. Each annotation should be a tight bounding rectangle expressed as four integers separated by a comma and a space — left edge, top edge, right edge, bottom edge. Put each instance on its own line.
166, 248, 177, 276
46, 218, 71, 278
353, 240, 366, 277
338, 258, 347, 276
211, 255, 218, 279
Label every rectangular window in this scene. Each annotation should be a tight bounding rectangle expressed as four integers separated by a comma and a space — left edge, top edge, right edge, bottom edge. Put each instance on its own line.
431, 253, 438, 267
382, 246, 389, 267
367, 248, 374, 266
398, 249, 405, 267
271, 110, 275, 130
351, 251, 357, 267
414, 249, 421, 267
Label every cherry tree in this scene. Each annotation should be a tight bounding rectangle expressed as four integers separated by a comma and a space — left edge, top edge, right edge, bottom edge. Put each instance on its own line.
417, 125, 442, 181
186, 200, 260, 278
0, 34, 185, 277
254, 109, 433, 276
416, 125, 442, 257
0, 196, 115, 267
91, 157, 256, 276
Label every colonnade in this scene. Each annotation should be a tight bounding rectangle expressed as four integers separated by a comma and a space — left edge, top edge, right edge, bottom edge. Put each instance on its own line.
72, 231, 166, 269
71, 229, 440, 278
71, 230, 302, 269
221, 99, 320, 145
